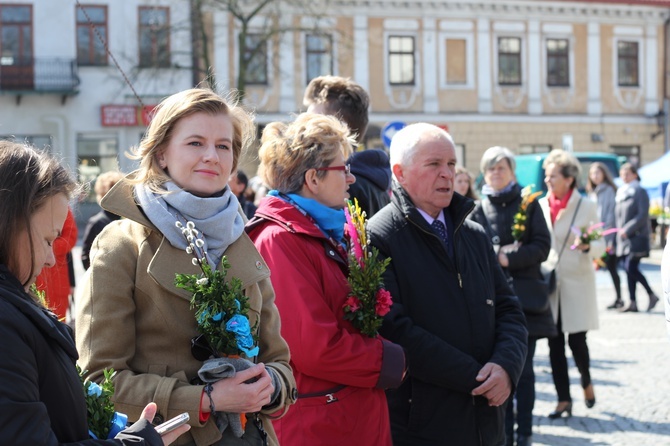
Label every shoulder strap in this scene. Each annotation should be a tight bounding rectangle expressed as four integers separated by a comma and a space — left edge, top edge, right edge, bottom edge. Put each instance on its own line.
556, 197, 582, 261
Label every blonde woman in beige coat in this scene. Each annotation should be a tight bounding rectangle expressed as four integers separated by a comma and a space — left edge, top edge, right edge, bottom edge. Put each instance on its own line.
76, 89, 296, 446
539, 150, 604, 421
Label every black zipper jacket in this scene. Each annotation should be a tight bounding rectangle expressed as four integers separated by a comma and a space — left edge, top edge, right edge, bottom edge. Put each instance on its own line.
368, 183, 528, 446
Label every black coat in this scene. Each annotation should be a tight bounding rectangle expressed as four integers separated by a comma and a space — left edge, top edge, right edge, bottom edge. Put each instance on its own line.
0, 265, 161, 445
469, 184, 556, 339
82, 210, 120, 270
368, 184, 528, 446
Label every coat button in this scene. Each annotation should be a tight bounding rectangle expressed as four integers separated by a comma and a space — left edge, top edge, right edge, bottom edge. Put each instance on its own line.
328, 250, 335, 256
152, 414, 164, 425
255, 261, 263, 270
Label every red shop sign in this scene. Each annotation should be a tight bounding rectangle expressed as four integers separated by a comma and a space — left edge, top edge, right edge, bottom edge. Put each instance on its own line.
101, 105, 138, 127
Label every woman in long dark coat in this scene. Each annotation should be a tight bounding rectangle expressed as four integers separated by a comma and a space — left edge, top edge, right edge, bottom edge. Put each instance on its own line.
470, 146, 554, 446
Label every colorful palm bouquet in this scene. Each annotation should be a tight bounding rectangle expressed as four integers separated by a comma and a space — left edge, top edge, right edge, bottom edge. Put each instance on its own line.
512, 185, 543, 241
570, 222, 618, 250
342, 199, 393, 337
77, 366, 127, 440
174, 221, 259, 359
593, 246, 615, 270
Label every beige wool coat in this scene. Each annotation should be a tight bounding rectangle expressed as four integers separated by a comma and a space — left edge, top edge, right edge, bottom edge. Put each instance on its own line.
539, 191, 604, 334
76, 178, 296, 446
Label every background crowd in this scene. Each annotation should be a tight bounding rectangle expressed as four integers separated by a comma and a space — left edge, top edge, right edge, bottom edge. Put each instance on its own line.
0, 76, 666, 446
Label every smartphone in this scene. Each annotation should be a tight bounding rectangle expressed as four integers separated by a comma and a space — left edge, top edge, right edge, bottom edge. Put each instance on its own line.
154, 412, 190, 435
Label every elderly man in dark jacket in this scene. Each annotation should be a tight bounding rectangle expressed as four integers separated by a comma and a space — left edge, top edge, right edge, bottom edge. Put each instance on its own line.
368, 123, 528, 446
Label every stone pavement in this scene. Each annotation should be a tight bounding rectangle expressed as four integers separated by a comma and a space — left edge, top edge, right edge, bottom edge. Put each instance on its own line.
528, 248, 670, 446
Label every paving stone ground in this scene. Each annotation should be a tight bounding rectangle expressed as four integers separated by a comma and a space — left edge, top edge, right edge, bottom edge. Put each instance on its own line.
528, 248, 670, 446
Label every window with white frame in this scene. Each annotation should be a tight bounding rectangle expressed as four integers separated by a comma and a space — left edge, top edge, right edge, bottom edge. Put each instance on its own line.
498, 37, 521, 86
617, 41, 639, 87
245, 33, 268, 85
546, 38, 569, 87
305, 34, 332, 85
388, 35, 415, 85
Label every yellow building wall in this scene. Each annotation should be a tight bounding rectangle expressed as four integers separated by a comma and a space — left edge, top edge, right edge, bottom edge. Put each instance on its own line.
447, 121, 664, 171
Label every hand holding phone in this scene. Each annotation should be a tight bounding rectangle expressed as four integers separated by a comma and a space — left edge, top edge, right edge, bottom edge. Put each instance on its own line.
155, 412, 190, 436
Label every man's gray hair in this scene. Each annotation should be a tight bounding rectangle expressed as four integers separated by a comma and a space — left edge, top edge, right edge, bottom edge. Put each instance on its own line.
389, 123, 454, 176
480, 146, 516, 175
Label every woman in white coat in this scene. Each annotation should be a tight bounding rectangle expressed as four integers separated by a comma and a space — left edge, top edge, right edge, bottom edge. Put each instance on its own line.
539, 150, 604, 420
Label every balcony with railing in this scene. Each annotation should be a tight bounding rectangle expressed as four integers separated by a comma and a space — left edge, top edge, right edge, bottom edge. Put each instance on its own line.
0, 57, 80, 103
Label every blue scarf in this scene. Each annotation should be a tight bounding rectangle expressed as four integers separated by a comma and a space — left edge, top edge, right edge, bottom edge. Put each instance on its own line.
268, 190, 346, 242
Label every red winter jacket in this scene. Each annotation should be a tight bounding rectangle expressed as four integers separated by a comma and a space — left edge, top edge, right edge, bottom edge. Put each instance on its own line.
247, 196, 404, 446
35, 208, 77, 320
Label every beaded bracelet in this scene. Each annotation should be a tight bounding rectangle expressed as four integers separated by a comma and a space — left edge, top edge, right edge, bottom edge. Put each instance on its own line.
204, 383, 216, 414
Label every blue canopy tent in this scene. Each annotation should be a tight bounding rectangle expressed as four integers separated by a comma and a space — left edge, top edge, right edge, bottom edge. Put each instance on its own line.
638, 151, 670, 200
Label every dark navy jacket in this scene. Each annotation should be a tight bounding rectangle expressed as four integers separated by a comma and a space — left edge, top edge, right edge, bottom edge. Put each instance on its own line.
368, 184, 528, 446
348, 149, 392, 217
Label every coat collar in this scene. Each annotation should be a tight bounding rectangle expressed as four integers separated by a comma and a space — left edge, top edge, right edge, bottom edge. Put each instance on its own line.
253, 196, 348, 264
101, 172, 158, 231
0, 265, 78, 360
102, 174, 270, 301
391, 180, 475, 234
255, 195, 333, 240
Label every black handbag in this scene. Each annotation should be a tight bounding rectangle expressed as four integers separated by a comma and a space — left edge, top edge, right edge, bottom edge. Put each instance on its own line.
215, 414, 267, 446
512, 276, 550, 314
543, 268, 557, 295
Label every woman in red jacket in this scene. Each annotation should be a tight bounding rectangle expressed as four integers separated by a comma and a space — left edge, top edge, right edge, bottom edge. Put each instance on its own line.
35, 206, 77, 320
247, 113, 406, 446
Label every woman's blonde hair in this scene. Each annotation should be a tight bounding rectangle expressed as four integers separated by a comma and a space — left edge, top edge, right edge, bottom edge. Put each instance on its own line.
128, 88, 255, 192
258, 113, 354, 193
542, 149, 581, 190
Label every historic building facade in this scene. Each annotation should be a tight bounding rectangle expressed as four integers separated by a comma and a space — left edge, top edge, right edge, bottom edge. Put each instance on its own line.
0, 0, 669, 225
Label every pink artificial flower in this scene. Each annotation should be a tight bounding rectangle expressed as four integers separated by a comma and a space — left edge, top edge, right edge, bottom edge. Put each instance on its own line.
344, 296, 361, 313
587, 222, 604, 233
345, 207, 364, 267
375, 288, 393, 316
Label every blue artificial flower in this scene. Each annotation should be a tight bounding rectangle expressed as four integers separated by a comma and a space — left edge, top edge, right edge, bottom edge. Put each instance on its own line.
108, 412, 128, 439
226, 314, 259, 357
197, 309, 209, 325
87, 382, 102, 398
198, 308, 223, 324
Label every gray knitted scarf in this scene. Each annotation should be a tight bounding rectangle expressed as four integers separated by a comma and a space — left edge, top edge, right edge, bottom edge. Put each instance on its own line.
134, 181, 244, 268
